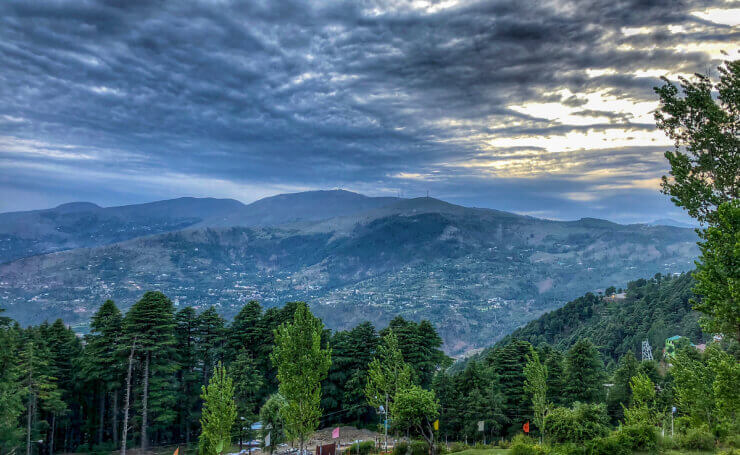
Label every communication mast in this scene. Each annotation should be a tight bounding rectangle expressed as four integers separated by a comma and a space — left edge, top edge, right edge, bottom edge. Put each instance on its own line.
641, 340, 654, 361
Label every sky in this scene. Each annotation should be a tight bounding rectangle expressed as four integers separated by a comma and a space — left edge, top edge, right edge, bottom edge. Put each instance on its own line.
0, 0, 737, 223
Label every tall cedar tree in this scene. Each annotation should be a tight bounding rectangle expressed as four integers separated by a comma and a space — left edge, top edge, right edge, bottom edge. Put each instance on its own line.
122, 291, 177, 451
0, 311, 24, 453
175, 307, 201, 445
19, 328, 64, 455
43, 320, 82, 454
563, 339, 606, 405
270, 303, 331, 453
82, 301, 123, 447
322, 321, 379, 426
231, 349, 263, 447
486, 339, 534, 435
197, 307, 227, 383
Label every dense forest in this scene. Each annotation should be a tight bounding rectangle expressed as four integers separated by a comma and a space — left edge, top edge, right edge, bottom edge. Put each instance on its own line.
494, 273, 705, 364
1, 281, 738, 455
0, 294, 450, 455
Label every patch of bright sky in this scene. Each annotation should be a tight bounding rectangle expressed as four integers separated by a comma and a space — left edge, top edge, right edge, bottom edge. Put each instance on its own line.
508, 88, 657, 125
692, 7, 740, 26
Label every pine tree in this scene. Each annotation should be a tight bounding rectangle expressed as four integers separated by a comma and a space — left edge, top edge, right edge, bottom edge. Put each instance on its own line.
607, 351, 638, 421
229, 301, 263, 363
175, 307, 201, 445
44, 320, 82, 454
199, 362, 236, 455
197, 307, 227, 383
486, 339, 534, 435
0, 311, 24, 453
270, 303, 331, 454
231, 350, 262, 448
19, 328, 63, 455
563, 339, 606, 405
544, 350, 565, 407
82, 301, 123, 447
122, 291, 177, 451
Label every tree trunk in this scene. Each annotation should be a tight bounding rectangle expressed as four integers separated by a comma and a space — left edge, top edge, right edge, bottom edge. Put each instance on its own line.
26, 364, 34, 455
99, 388, 106, 445
141, 351, 150, 453
50, 413, 56, 455
113, 389, 119, 448
121, 339, 136, 455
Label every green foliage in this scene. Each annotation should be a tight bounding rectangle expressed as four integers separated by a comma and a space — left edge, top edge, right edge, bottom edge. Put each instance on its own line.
381, 317, 450, 389
677, 425, 715, 450
509, 434, 547, 455
365, 331, 413, 427
654, 60, 740, 225
584, 435, 631, 455
258, 393, 287, 454
616, 423, 658, 452
622, 373, 656, 426
199, 362, 237, 455
563, 339, 605, 405
606, 352, 638, 421
344, 440, 375, 455
545, 403, 609, 444
393, 385, 439, 443
0, 311, 23, 453
496, 273, 703, 364
271, 303, 331, 449
323, 321, 379, 426
523, 351, 548, 443
693, 200, 740, 341
392, 440, 429, 455
487, 339, 535, 434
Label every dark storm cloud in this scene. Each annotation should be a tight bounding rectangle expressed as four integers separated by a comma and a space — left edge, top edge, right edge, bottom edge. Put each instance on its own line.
0, 0, 736, 221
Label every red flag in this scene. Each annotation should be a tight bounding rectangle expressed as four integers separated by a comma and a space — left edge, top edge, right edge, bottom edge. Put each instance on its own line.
523, 422, 530, 433
173, 448, 179, 455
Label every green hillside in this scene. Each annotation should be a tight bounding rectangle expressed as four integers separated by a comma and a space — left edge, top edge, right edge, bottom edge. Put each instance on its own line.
494, 272, 706, 363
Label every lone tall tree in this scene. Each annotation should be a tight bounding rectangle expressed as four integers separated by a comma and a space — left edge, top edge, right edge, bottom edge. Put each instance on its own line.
199, 362, 237, 455
270, 303, 331, 454
655, 60, 740, 340
365, 331, 413, 428
523, 351, 548, 444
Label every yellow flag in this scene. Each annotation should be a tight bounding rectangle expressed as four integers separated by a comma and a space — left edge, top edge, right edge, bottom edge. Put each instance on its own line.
433, 420, 439, 431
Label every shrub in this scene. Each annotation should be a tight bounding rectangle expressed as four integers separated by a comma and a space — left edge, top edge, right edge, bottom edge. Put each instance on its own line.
724, 433, 740, 448
617, 423, 658, 452
548, 443, 583, 455
345, 441, 375, 455
392, 441, 428, 455
546, 403, 610, 444
678, 425, 715, 450
586, 435, 630, 455
447, 442, 468, 453
509, 434, 548, 455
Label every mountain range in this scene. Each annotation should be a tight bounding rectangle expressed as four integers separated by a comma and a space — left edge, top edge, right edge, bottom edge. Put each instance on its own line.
0, 190, 700, 354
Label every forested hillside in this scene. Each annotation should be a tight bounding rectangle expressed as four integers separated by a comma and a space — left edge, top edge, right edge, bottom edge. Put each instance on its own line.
0, 197, 698, 355
495, 273, 705, 363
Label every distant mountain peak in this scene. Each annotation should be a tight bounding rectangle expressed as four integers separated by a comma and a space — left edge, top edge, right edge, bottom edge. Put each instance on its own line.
54, 202, 101, 212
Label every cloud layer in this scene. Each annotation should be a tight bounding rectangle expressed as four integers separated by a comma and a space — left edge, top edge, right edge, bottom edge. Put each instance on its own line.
0, 0, 737, 222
